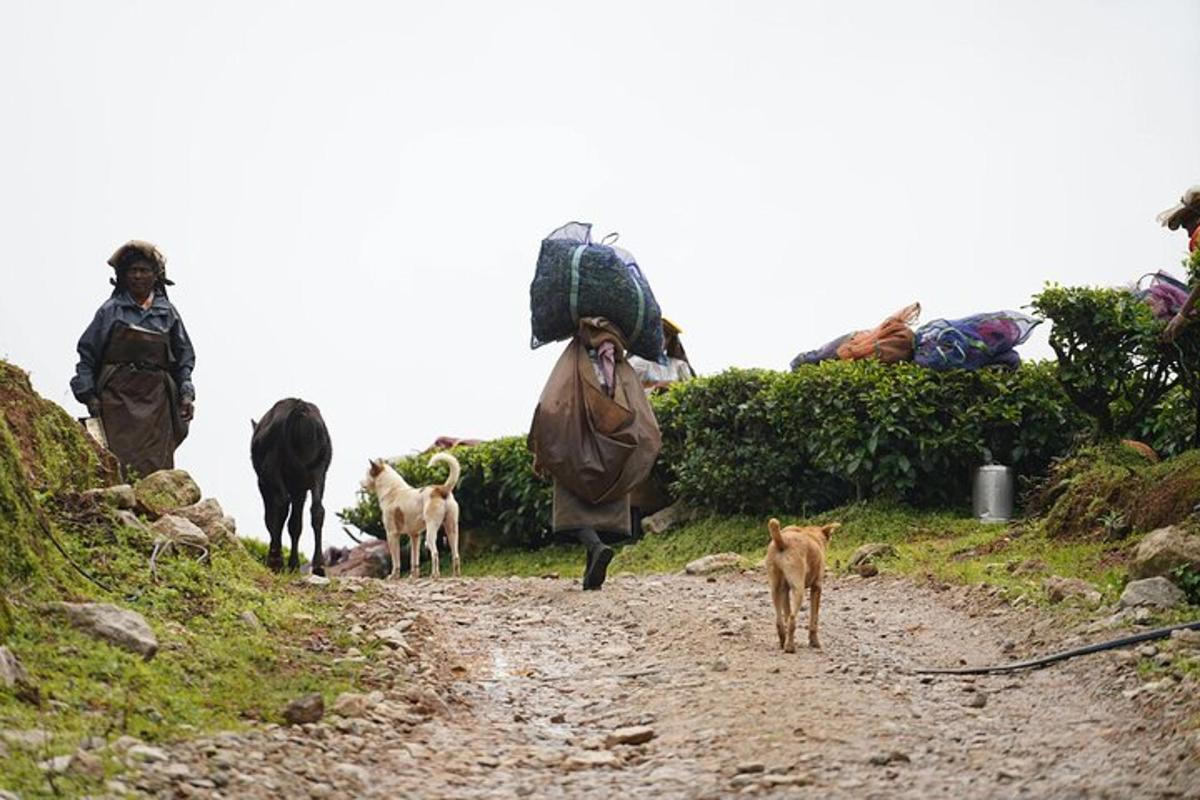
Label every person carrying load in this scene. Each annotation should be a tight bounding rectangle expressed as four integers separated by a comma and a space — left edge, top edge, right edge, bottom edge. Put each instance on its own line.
528, 222, 664, 590
1160, 185, 1200, 342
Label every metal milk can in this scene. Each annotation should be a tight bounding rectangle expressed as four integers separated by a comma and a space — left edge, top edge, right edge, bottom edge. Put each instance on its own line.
972, 464, 1013, 523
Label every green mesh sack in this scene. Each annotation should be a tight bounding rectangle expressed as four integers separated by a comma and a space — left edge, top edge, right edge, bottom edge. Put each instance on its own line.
530, 222, 665, 362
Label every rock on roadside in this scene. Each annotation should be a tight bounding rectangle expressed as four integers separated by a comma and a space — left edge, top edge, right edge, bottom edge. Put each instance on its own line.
1118, 577, 1187, 610
1043, 576, 1103, 607
849, 543, 897, 570
0, 646, 31, 688
134, 469, 201, 518
685, 553, 743, 576
45, 602, 158, 659
1130, 526, 1200, 580
283, 693, 325, 725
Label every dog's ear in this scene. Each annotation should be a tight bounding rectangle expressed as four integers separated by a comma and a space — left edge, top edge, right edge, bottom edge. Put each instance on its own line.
821, 522, 841, 540
368, 458, 383, 476
250, 418, 258, 432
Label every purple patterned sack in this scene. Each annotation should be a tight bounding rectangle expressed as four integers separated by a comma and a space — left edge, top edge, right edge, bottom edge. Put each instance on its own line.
914, 311, 1041, 371
1131, 271, 1190, 321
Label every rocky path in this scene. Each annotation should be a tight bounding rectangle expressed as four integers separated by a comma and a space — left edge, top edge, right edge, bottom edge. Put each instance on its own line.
132, 573, 1200, 799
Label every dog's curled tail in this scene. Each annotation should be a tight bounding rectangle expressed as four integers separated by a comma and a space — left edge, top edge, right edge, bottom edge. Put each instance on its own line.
428, 452, 461, 499
822, 522, 842, 539
768, 518, 785, 550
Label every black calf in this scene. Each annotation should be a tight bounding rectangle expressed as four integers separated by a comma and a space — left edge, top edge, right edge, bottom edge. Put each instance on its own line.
251, 398, 333, 576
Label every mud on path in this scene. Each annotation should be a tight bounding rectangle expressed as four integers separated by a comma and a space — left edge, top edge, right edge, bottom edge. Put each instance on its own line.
140, 573, 1200, 799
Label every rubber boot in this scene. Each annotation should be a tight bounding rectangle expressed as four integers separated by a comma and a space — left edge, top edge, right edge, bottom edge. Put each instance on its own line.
577, 527, 613, 591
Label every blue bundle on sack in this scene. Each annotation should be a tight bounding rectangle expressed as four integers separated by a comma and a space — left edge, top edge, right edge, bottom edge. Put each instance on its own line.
914, 311, 1041, 371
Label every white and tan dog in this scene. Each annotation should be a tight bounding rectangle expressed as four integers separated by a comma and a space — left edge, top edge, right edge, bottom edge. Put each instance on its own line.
360, 453, 461, 579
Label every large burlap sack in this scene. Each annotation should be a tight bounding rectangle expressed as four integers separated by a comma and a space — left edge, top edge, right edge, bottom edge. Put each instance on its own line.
528, 318, 661, 505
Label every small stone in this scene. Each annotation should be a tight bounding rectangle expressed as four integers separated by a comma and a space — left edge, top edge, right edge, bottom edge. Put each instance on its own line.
762, 774, 812, 787
848, 543, 896, 569
856, 562, 880, 578
965, 692, 988, 709
736, 761, 766, 774
550, 713, 566, 724
283, 693, 325, 725
868, 751, 910, 766
241, 610, 264, 630
0, 647, 31, 689
0, 729, 50, 749
604, 725, 655, 747
111, 735, 143, 753
127, 744, 169, 763
332, 691, 384, 718
67, 749, 104, 779
1042, 576, 1102, 606
563, 750, 618, 770
303, 574, 331, 586
684, 553, 743, 576
39, 754, 73, 773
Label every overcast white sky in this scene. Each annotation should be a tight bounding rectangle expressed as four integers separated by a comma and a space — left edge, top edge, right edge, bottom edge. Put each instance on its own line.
2, 1, 1198, 551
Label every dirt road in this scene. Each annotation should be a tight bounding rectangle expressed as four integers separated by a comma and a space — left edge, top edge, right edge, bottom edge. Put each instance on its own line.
135, 573, 1200, 799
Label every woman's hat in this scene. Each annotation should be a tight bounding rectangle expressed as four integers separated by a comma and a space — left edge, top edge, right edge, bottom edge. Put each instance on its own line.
107, 240, 173, 285
1157, 186, 1200, 231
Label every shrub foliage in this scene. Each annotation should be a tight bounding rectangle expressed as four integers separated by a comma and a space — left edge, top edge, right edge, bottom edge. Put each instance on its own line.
340, 361, 1091, 540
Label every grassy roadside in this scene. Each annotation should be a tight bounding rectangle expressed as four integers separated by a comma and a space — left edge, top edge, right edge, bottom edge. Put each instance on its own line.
464, 502, 1134, 604
0, 520, 377, 799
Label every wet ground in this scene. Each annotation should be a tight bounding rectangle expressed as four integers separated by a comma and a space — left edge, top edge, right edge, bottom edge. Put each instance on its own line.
132, 572, 1200, 799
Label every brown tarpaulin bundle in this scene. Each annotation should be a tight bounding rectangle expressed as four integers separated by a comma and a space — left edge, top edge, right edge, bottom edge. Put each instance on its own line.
836, 302, 921, 363
528, 318, 662, 508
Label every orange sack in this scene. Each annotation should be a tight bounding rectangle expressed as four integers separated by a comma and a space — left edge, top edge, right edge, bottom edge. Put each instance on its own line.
836, 302, 921, 363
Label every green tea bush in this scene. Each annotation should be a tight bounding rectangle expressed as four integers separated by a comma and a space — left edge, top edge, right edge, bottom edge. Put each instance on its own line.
340, 360, 1088, 537
1030, 284, 1175, 441
337, 437, 553, 548
659, 360, 1086, 513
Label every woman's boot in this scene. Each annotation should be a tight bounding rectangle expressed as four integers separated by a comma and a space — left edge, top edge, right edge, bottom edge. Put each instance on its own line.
576, 527, 613, 591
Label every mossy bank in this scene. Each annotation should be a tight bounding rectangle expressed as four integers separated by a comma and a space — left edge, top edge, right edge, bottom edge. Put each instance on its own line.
0, 360, 372, 798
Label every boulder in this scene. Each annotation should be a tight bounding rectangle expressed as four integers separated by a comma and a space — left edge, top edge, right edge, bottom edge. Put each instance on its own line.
0, 646, 30, 689
134, 470, 201, 517
82, 484, 136, 509
327, 540, 391, 579
1118, 577, 1187, 610
684, 553, 742, 576
1043, 576, 1103, 607
1129, 527, 1200, 580
282, 693, 325, 725
848, 543, 896, 569
46, 602, 158, 659
642, 501, 698, 536
172, 498, 237, 544
149, 515, 209, 548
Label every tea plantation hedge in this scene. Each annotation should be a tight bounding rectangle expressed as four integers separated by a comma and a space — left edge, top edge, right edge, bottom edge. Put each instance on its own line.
339, 360, 1094, 546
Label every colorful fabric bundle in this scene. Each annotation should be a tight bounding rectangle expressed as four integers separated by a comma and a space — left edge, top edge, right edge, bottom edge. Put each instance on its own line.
790, 303, 920, 369
913, 311, 1041, 371
835, 302, 921, 363
530, 222, 665, 362
1131, 271, 1190, 321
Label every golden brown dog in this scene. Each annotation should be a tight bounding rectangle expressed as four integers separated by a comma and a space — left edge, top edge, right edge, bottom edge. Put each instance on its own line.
765, 518, 839, 651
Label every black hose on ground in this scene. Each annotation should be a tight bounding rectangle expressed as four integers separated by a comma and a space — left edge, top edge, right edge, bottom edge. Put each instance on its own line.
916, 619, 1200, 675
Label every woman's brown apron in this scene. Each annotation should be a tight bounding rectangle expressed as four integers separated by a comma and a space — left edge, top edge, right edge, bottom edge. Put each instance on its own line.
97, 324, 188, 480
